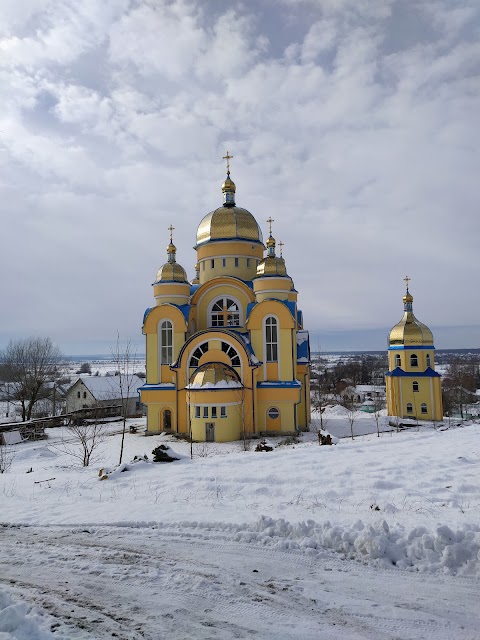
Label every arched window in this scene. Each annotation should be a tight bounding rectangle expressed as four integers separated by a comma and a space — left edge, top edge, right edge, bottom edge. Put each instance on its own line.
413, 381, 419, 392
265, 317, 278, 362
410, 354, 418, 367
163, 409, 172, 430
426, 354, 431, 367
159, 320, 173, 364
406, 403, 413, 414
210, 297, 240, 327
394, 354, 401, 367
190, 342, 209, 368
221, 342, 240, 367
421, 403, 427, 414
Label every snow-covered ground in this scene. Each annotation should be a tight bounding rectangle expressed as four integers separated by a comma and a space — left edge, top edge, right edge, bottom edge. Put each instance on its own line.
1, 411, 479, 639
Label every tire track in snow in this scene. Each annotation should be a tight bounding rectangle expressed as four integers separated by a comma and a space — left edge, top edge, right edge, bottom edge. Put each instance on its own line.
1, 525, 479, 640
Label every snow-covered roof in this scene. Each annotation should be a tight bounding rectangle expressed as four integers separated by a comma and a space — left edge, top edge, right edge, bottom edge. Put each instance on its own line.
74, 375, 143, 400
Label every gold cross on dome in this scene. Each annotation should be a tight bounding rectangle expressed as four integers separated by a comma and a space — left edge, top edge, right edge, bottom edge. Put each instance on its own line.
223, 150, 233, 174
168, 224, 175, 242
279, 240, 284, 257
404, 275, 410, 290
267, 217, 274, 235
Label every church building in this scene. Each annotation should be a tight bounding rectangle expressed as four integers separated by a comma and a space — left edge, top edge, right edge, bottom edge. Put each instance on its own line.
139, 154, 311, 442
386, 279, 443, 421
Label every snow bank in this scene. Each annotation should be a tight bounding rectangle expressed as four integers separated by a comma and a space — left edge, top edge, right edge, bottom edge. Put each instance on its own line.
230, 516, 480, 576
0, 590, 58, 639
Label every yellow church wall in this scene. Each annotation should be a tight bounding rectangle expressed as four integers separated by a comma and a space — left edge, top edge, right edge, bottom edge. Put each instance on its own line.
152, 282, 190, 305
386, 376, 443, 421
388, 349, 435, 371
296, 368, 311, 429
143, 305, 189, 386
189, 405, 242, 442
256, 400, 296, 433
253, 277, 292, 302
143, 304, 188, 334
197, 241, 264, 283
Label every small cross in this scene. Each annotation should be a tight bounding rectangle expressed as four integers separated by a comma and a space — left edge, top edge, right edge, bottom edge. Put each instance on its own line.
168, 224, 175, 242
223, 150, 233, 174
267, 217, 274, 235
404, 275, 410, 290
279, 240, 284, 257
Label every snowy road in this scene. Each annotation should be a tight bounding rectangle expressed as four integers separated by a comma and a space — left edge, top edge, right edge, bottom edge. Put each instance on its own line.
1, 524, 478, 640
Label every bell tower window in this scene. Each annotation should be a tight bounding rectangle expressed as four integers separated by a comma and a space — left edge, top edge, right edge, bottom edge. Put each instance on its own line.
394, 354, 401, 367
410, 354, 418, 367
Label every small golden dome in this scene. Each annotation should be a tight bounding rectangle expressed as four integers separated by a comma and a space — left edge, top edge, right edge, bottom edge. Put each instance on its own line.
196, 206, 264, 246
222, 175, 236, 193
389, 290, 434, 346
155, 262, 188, 283
256, 256, 288, 278
167, 241, 176, 255
189, 363, 241, 388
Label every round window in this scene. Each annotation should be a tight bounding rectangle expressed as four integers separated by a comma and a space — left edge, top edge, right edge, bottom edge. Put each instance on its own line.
268, 407, 280, 420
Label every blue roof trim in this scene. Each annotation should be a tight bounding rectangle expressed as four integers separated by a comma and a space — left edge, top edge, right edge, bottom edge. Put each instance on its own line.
385, 367, 441, 378
246, 301, 257, 321
246, 299, 296, 322
175, 304, 191, 323
297, 309, 303, 326
143, 307, 154, 324
296, 332, 310, 362
389, 345, 435, 351
228, 330, 257, 358
190, 284, 200, 295
257, 381, 302, 388
194, 237, 265, 249
138, 384, 177, 391
151, 279, 189, 286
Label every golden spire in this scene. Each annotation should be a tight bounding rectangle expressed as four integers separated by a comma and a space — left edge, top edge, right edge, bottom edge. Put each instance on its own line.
279, 240, 284, 257
221, 151, 236, 204
402, 275, 413, 309
267, 217, 274, 236
167, 224, 176, 261
223, 150, 233, 175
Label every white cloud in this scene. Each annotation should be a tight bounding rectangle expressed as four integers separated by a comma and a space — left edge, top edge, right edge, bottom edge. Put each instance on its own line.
0, 0, 479, 350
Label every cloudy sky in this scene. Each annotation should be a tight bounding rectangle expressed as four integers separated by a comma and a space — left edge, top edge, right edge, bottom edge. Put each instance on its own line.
1, 0, 479, 354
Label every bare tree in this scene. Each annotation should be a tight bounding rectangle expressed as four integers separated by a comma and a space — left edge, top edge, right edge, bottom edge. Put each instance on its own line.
111, 334, 138, 465
53, 407, 107, 467
0, 440, 14, 473
341, 393, 357, 440
0, 337, 63, 421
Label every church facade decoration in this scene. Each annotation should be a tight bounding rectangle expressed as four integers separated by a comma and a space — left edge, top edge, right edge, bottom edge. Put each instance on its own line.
139, 154, 311, 442
385, 278, 443, 421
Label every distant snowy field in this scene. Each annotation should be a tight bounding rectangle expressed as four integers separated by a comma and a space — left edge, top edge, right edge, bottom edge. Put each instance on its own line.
1, 412, 479, 639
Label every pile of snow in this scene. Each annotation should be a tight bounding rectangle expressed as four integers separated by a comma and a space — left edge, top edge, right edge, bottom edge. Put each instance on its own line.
0, 590, 59, 639
232, 517, 480, 576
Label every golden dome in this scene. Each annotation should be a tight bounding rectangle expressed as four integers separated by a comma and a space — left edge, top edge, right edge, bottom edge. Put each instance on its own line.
389, 290, 434, 346
189, 363, 241, 388
222, 176, 236, 193
196, 206, 264, 246
155, 262, 188, 283
256, 256, 287, 277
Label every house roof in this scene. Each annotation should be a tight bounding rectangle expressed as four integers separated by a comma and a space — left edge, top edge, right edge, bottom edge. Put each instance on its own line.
74, 375, 143, 400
